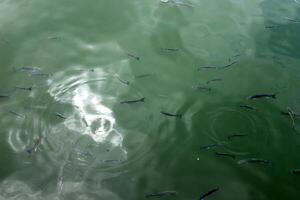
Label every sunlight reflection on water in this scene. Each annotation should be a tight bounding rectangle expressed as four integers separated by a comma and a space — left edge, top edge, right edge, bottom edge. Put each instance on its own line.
48, 69, 125, 149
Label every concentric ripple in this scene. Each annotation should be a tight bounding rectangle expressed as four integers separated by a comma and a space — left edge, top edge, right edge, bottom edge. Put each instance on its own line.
195, 105, 275, 156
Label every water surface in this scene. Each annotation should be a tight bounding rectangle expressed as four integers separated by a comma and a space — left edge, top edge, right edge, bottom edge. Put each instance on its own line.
0, 0, 300, 199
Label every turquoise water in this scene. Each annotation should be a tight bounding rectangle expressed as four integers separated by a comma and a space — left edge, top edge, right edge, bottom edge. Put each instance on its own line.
0, 0, 300, 199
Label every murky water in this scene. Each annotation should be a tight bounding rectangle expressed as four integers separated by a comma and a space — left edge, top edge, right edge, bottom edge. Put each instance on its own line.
0, 0, 300, 199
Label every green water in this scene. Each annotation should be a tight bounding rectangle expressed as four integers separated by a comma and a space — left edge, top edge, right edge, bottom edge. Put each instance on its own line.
0, 0, 300, 199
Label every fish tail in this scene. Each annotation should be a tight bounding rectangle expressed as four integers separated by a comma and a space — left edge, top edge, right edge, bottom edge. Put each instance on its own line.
271, 94, 277, 99
141, 97, 145, 102
178, 114, 183, 118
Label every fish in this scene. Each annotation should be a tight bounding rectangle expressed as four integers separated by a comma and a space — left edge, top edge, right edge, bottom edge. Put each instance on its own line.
75, 68, 95, 72
160, 111, 182, 118
200, 143, 224, 150
127, 53, 140, 60
247, 94, 276, 100
237, 158, 272, 165
145, 191, 177, 198
161, 48, 179, 51
116, 77, 130, 85
291, 169, 300, 174
265, 25, 281, 29
0, 95, 9, 98
281, 111, 300, 117
206, 78, 223, 84
47, 36, 62, 40
120, 97, 145, 104
227, 134, 247, 140
215, 152, 236, 159
194, 86, 212, 92
199, 187, 219, 200
220, 61, 238, 69
239, 105, 256, 110
135, 74, 153, 78
15, 86, 32, 91
285, 17, 300, 23
198, 66, 218, 70
15, 66, 41, 73
55, 112, 67, 119
287, 107, 296, 129
30, 72, 51, 77
26, 136, 43, 155
198, 61, 238, 70
9, 110, 25, 118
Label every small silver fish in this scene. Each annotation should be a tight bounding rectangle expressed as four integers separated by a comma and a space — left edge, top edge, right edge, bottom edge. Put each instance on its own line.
238, 158, 272, 165
9, 110, 25, 118
15, 86, 32, 91
199, 187, 219, 200
55, 112, 67, 119
291, 169, 300, 174
120, 97, 145, 104
247, 94, 276, 100
161, 48, 179, 51
239, 105, 256, 110
227, 134, 247, 140
206, 78, 223, 84
127, 53, 140, 60
160, 111, 182, 118
145, 191, 177, 198
215, 152, 236, 159
200, 143, 224, 150
116, 77, 130, 85
135, 74, 153, 78
0, 95, 9, 99
15, 67, 41, 74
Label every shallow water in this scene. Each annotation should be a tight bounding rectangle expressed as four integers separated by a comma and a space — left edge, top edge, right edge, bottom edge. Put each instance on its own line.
0, 0, 300, 199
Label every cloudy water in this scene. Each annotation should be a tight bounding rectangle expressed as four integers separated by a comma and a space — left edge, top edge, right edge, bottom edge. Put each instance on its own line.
0, 0, 300, 199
